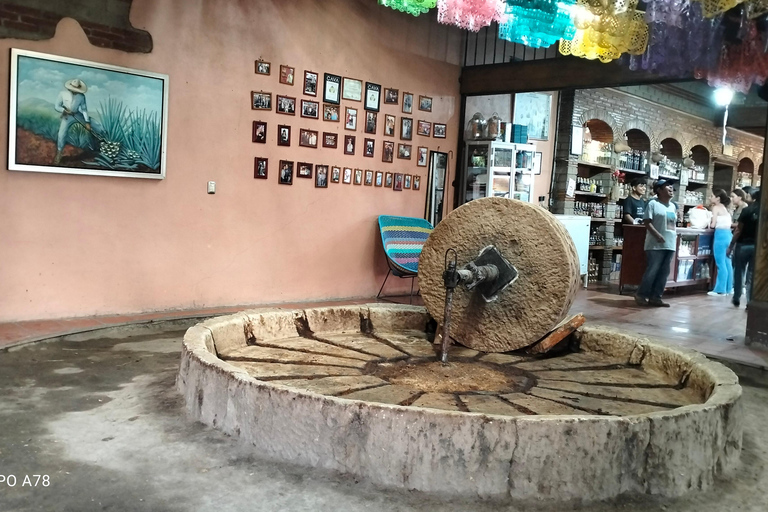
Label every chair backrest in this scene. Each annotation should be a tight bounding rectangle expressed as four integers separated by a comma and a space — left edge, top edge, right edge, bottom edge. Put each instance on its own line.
378, 215, 434, 275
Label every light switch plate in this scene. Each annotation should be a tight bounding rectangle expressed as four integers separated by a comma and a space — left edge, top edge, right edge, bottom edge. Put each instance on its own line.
207, 181, 216, 194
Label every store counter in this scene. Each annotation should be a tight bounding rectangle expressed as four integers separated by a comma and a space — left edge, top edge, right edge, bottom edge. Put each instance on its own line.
619, 225, 714, 294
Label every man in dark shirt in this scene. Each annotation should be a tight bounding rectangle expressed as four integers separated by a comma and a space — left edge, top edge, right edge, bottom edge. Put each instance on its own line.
622, 177, 647, 224
728, 189, 760, 307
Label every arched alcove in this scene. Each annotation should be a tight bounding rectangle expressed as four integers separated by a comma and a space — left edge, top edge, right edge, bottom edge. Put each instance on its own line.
738, 157, 755, 174
625, 129, 651, 152
690, 145, 711, 167
660, 137, 683, 162
584, 119, 614, 143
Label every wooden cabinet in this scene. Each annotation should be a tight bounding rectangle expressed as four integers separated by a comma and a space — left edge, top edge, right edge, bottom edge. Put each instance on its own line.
619, 226, 713, 294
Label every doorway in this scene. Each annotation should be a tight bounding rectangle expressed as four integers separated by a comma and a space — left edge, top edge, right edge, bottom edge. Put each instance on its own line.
425, 151, 448, 226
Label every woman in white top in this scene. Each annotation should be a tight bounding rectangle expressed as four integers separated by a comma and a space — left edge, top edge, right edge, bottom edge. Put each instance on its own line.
708, 189, 733, 296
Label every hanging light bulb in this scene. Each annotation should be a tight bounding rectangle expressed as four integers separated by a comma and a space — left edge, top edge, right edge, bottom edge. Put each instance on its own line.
498, 0, 577, 48
378, 0, 437, 16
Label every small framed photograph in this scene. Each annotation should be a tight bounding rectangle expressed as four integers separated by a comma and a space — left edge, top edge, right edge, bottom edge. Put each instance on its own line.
393, 172, 404, 191
364, 170, 373, 186
382, 141, 394, 163
252, 91, 272, 110
416, 120, 431, 137
323, 104, 340, 122
342, 77, 362, 101
433, 123, 447, 138
253, 121, 267, 143
254, 157, 268, 179
331, 166, 341, 183
345, 107, 357, 131
364, 138, 375, 158
401, 117, 413, 140
343, 167, 353, 184
323, 132, 338, 148
384, 88, 399, 104
315, 164, 329, 188
404, 174, 412, 189
277, 125, 291, 146
323, 73, 341, 104
375, 170, 383, 187
276, 95, 296, 115
418, 95, 432, 112
384, 114, 396, 137
300, 129, 318, 148
385, 171, 393, 187
413, 176, 421, 190
365, 111, 377, 134
279, 160, 294, 185
365, 82, 381, 112
344, 135, 356, 155
301, 99, 319, 119
255, 60, 271, 75
279, 65, 295, 85
354, 168, 363, 185
402, 92, 413, 114
297, 162, 313, 179
417, 146, 428, 167
397, 143, 412, 160
303, 70, 318, 96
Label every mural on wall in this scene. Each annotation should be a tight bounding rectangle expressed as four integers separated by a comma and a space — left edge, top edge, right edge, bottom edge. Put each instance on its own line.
513, 92, 551, 141
8, 49, 169, 179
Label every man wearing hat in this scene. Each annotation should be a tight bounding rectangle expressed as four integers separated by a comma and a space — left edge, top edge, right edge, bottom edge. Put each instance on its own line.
635, 179, 678, 307
53, 78, 100, 165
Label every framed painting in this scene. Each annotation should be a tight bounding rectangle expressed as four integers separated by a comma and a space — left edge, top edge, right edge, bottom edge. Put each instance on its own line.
343, 167, 353, 184
364, 138, 375, 157
323, 104, 340, 122
345, 107, 357, 131
252, 121, 267, 143
397, 143, 412, 160
365, 82, 381, 112
382, 141, 394, 163
433, 123, 446, 138
315, 164, 328, 187
375, 170, 383, 187
402, 92, 413, 114
297, 162, 313, 179
299, 129, 318, 148
417, 146, 428, 167
404, 174, 412, 189
413, 176, 421, 190
418, 95, 432, 112
364, 111, 377, 134
323, 73, 341, 105
255, 60, 271, 75
416, 120, 431, 137
331, 166, 341, 183
354, 168, 363, 185
277, 125, 291, 146
303, 70, 318, 96
278, 160, 294, 185
300, 99, 319, 119
276, 95, 296, 115
393, 172, 404, 191
254, 157, 268, 179
322, 132, 338, 148
400, 117, 413, 140
9, 49, 169, 179
279, 65, 295, 85
251, 91, 272, 111
384, 88, 398, 104
342, 77, 362, 102
384, 114, 396, 137
364, 170, 373, 186
344, 135, 355, 155
385, 171, 393, 187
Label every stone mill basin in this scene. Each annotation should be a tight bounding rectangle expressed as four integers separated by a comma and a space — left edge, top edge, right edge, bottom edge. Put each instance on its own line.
177, 304, 743, 502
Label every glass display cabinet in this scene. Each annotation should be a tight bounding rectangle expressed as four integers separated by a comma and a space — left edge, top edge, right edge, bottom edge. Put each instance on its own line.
462, 141, 537, 204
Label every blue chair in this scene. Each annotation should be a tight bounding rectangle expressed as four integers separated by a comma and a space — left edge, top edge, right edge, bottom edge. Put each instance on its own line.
377, 215, 434, 303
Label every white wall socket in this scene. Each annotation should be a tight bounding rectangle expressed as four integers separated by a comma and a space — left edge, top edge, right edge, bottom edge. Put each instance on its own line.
207, 181, 216, 194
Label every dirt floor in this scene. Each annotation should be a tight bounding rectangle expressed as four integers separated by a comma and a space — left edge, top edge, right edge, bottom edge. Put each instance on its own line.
15, 128, 90, 168
0, 321, 766, 512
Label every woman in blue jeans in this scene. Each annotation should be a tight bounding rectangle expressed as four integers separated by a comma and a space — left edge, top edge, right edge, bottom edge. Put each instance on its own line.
708, 189, 733, 296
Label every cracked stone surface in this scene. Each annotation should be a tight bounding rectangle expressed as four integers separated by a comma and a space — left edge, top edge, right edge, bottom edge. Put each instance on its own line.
177, 304, 743, 501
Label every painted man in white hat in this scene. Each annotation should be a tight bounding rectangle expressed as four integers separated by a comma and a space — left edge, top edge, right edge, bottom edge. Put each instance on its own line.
53, 78, 101, 165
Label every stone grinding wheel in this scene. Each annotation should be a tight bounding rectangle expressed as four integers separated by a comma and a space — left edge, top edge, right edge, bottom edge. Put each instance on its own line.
418, 197, 581, 353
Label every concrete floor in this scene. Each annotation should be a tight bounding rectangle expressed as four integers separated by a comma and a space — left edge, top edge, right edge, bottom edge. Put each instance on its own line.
1, 309, 768, 511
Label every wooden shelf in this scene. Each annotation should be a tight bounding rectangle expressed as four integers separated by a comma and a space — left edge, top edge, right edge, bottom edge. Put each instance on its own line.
658, 174, 679, 180
589, 245, 609, 250
574, 191, 607, 198
617, 168, 646, 175
687, 179, 708, 185
613, 246, 623, 250
577, 160, 613, 170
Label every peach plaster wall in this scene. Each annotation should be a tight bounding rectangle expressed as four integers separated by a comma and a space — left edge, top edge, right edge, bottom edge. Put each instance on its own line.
0, 0, 463, 322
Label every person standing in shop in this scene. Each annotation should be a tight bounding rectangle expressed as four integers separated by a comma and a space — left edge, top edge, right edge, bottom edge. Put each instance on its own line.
621, 177, 647, 224
728, 189, 760, 308
707, 189, 733, 296
730, 189, 747, 230
635, 179, 677, 307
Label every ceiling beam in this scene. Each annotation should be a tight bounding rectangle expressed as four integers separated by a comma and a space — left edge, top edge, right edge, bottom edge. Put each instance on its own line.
460, 57, 688, 96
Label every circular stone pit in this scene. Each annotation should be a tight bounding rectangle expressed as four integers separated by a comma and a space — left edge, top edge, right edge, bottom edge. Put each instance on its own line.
177, 303, 743, 502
